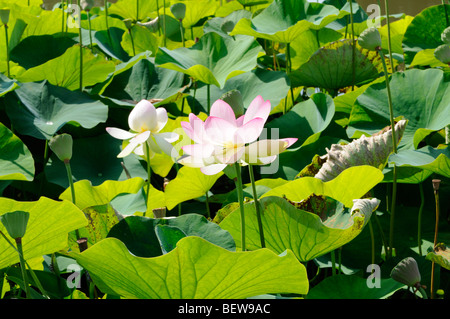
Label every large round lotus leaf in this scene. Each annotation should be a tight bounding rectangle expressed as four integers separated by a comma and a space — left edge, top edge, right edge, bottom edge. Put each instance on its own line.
219, 196, 379, 262
180, 0, 217, 29
155, 32, 263, 88
108, 0, 160, 21
0, 197, 87, 269
68, 236, 308, 299
4, 81, 108, 140
402, 4, 450, 65
229, 0, 349, 43
16, 46, 116, 91
426, 244, 450, 271
0, 73, 18, 97
347, 68, 450, 150
289, 39, 383, 90
0, 122, 35, 181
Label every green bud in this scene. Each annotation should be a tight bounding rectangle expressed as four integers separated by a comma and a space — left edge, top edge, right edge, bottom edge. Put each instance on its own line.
0, 211, 30, 239
434, 44, 450, 64
170, 3, 186, 20
441, 26, 450, 45
390, 257, 422, 287
49, 134, 73, 163
220, 89, 244, 117
358, 27, 382, 51
0, 8, 10, 25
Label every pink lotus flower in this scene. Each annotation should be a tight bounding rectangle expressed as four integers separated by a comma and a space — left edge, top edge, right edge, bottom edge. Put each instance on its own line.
179, 96, 297, 175
106, 100, 179, 158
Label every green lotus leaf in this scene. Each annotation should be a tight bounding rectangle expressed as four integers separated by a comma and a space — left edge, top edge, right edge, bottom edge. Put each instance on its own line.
0, 73, 18, 97
289, 39, 384, 90
266, 92, 335, 146
203, 9, 252, 38
315, 120, 407, 182
306, 274, 405, 299
121, 25, 158, 57
262, 165, 384, 208
108, 0, 160, 21
0, 12, 27, 61
59, 177, 145, 211
4, 80, 108, 140
402, 4, 450, 65
107, 213, 236, 257
219, 195, 379, 261
94, 27, 130, 62
101, 55, 185, 105
164, 166, 223, 210
347, 69, 450, 150
9, 35, 76, 69
155, 224, 187, 254
0, 197, 87, 269
68, 236, 308, 298
192, 68, 290, 114
0, 122, 35, 181
229, 0, 349, 43
426, 243, 450, 271
388, 145, 450, 179
180, 0, 217, 30
16, 45, 115, 91
378, 15, 414, 55
155, 32, 263, 88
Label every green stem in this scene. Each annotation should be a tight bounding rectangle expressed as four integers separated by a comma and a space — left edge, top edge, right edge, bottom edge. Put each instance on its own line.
145, 143, 152, 216
104, 0, 112, 43
163, 0, 167, 47
129, 27, 136, 56
16, 238, 31, 299
330, 250, 336, 276
4, 23, 10, 77
431, 180, 441, 299
64, 161, 81, 241
249, 164, 265, 248
348, 0, 356, 91
179, 19, 185, 47
77, 0, 83, 91
374, 213, 389, 259
61, 0, 65, 33
136, 0, 139, 22
205, 191, 211, 219
369, 219, 375, 265
384, 0, 394, 73
87, 11, 93, 50
417, 286, 428, 299
207, 83, 211, 113
234, 163, 246, 251
417, 182, 425, 256
156, 0, 161, 36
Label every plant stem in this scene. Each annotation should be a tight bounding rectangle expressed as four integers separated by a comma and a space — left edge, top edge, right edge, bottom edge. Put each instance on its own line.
3, 23, 10, 77
129, 27, 136, 56
248, 164, 265, 248
205, 191, 211, 219
330, 250, 336, 276
145, 143, 152, 215
64, 160, 81, 241
136, 0, 139, 22
16, 238, 31, 298
417, 286, 428, 299
379, 49, 398, 259
348, 0, 356, 91
384, 0, 394, 72
163, 0, 167, 47
87, 11, 93, 50
61, 0, 65, 33
179, 19, 185, 47
156, 0, 161, 36
430, 179, 441, 299
417, 182, 425, 256
77, 0, 83, 91
369, 219, 375, 265
234, 163, 246, 251
207, 83, 211, 113
104, 0, 112, 43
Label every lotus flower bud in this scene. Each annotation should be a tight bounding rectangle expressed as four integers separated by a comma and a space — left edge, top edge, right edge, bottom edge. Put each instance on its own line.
220, 89, 244, 117
434, 44, 450, 64
0, 8, 10, 25
441, 27, 450, 45
0, 211, 30, 240
358, 27, 382, 51
49, 134, 73, 163
170, 3, 186, 21
80, 0, 94, 11
390, 257, 422, 287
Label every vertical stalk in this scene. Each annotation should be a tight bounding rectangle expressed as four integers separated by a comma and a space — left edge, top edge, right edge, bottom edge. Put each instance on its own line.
61, 0, 66, 33
348, 0, 356, 91
77, 0, 83, 91
16, 238, 31, 298
179, 19, 185, 47
3, 23, 10, 77
104, 0, 112, 43
379, 49, 398, 258
205, 191, 211, 219
64, 160, 81, 242
384, 0, 394, 72
87, 11, 93, 50
145, 142, 152, 215
417, 182, 425, 256
207, 84, 211, 113
369, 220, 375, 265
136, 0, 139, 22
248, 164, 265, 248
330, 250, 336, 276
163, 0, 167, 47
129, 27, 136, 56
156, 0, 161, 36
430, 179, 441, 299
234, 163, 246, 251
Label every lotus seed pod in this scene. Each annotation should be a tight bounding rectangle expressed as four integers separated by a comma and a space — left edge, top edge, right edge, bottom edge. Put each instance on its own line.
358, 27, 382, 51
0, 211, 30, 239
170, 3, 186, 21
80, 0, 94, 11
434, 45, 450, 64
390, 257, 422, 287
0, 8, 10, 25
49, 134, 73, 163
220, 89, 245, 117
441, 26, 450, 45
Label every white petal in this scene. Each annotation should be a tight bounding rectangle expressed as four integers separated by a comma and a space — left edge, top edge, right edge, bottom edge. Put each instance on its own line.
117, 141, 138, 158
106, 127, 136, 140
201, 163, 227, 175
128, 100, 157, 132
157, 132, 179, 143
153, 133, 179, 158
153, 107, 168, 133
